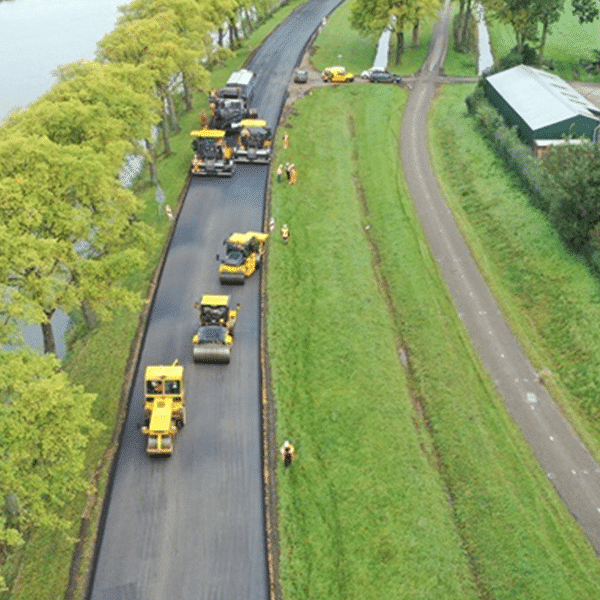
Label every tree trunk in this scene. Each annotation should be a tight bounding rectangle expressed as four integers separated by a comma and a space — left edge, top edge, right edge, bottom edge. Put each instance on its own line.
160, 100, 173, 156
539, 20, 549, 64
228, 18, 239, 50
166, 93, 179, 133
218, 27, 224, 47
182, 73, 193, 112
412, 20, 419, 46
41, 312, 56, 355
145, 139, 159, 186
81, 298, 99, 330
395, 29, 405, 64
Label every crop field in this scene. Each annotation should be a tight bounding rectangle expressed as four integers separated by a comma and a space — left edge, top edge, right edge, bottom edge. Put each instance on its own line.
267, 83, 600, 599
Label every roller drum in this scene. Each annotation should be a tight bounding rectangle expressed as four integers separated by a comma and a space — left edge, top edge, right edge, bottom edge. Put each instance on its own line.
193, 344, 231, 363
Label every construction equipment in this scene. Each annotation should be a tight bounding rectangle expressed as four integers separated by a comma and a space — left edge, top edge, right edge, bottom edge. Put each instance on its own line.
217, 231, 269, 284
234, 119, 273, 164
208, 94, 258, 133
321, 66, 355, 83
217, 69, 257, 103
193, 295, 239, 363
141, 361, 186, 456
190, 129, 235, 177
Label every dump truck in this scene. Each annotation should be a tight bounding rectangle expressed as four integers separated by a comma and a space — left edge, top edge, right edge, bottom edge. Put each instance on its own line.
190, 129, 235, 177
193, 295, 239, 363
217, 231, 269, 284
234, 119, 272, 164
217, 69, 257, 103
141, 361, 186, 456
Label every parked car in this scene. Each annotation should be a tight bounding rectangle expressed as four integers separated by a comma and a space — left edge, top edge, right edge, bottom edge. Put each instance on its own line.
293, 69, 308, 84
321, 66, 354, 83
368, 70, 402, 84
361, 66, 386, 79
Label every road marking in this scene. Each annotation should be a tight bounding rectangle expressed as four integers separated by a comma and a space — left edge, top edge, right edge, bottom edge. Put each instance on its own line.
526, 393, 537, 404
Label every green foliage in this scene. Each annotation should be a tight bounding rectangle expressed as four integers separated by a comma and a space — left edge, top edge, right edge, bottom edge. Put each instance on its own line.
465, 88, 563, 213
544, 140, 600, 250
0, 350, 101, 547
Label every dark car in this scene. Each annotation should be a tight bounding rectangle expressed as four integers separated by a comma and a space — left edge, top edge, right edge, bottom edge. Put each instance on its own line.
293, 70, 308, 84
368, 71, 402, 84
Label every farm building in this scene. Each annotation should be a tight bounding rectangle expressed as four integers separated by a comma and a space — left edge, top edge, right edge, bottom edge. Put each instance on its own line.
484, 65, 600, 154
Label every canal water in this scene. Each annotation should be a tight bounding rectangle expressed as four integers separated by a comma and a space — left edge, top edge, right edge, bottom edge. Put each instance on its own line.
0, 0, 125, 122
0, 0, 125, 357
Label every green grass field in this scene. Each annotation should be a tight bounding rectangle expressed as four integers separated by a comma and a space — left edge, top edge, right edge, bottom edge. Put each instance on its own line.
268, 84, 600, 599
486, 0, 600, 81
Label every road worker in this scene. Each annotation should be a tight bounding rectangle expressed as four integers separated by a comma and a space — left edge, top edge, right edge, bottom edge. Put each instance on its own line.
280, 440, 295, 467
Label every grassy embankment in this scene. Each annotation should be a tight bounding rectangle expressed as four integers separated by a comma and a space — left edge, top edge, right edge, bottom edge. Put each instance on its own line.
3, 1, 314, 598
268, 80, 600, 600
430, 84, 600, 463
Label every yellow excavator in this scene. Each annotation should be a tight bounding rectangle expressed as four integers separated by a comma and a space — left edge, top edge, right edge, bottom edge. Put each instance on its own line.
217, 231, 269, 284
192, 295, 239, 363
141, 361, 185, 456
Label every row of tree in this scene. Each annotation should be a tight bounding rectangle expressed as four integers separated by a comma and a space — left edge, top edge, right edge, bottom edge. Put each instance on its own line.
350, 0, 442, 64
480, 0, 599, 63
351, 0, 600, 65
0, 0, 284, 590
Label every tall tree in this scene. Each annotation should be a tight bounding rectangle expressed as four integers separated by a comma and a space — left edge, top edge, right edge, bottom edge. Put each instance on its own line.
532, 0, 564, 64
98, 11, 203, 155
483, 0, 538, 53
572, 0, 600, 23
543, 141, 600, 250
0, 134, 153, 352
0, 350, 100, 549
351, 0, 440, 64
118, 0, 214, 112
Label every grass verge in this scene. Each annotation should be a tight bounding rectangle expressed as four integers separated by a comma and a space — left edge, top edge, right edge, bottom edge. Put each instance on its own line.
268, 82, 600, 600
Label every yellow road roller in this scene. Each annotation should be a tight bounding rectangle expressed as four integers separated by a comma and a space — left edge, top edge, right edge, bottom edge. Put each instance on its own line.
193, 295, 239, 363
141, 360, 186, 456
218, 231, 269, 284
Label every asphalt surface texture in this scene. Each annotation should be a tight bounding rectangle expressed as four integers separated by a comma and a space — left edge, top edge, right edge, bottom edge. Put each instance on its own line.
88, 2, 343, 599
88, 2, 600, 598
402, 0, 600, 553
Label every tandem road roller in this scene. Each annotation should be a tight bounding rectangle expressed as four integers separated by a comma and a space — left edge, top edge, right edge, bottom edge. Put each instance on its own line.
217, 231, 269, 284
193, 295, 239, 363
141, 360, 186, 456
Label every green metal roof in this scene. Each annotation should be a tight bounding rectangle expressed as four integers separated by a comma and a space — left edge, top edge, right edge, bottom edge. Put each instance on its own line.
486, 65, 600, 134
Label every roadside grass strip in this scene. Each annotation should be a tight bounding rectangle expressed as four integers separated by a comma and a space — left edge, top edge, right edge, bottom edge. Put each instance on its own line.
269, 85, 478, 600
269, 84, 600, 600
429, 85, 600, 453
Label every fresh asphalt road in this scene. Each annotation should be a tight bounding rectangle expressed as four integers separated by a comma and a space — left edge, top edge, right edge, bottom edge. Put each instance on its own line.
402, 0, 600, 553
88, 2, 342, 599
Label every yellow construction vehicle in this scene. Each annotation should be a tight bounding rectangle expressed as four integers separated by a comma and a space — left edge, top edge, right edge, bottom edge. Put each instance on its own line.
190, 129, 235, 177
234, 119, 272, 164
141, 361, 186, 456
321, 66, 355, 83
217, 231, 269, 284
192, 295, 239, 363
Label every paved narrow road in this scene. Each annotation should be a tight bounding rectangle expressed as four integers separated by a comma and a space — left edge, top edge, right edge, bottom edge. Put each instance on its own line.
402, 0, 600, 553
88, 2, 342, 599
